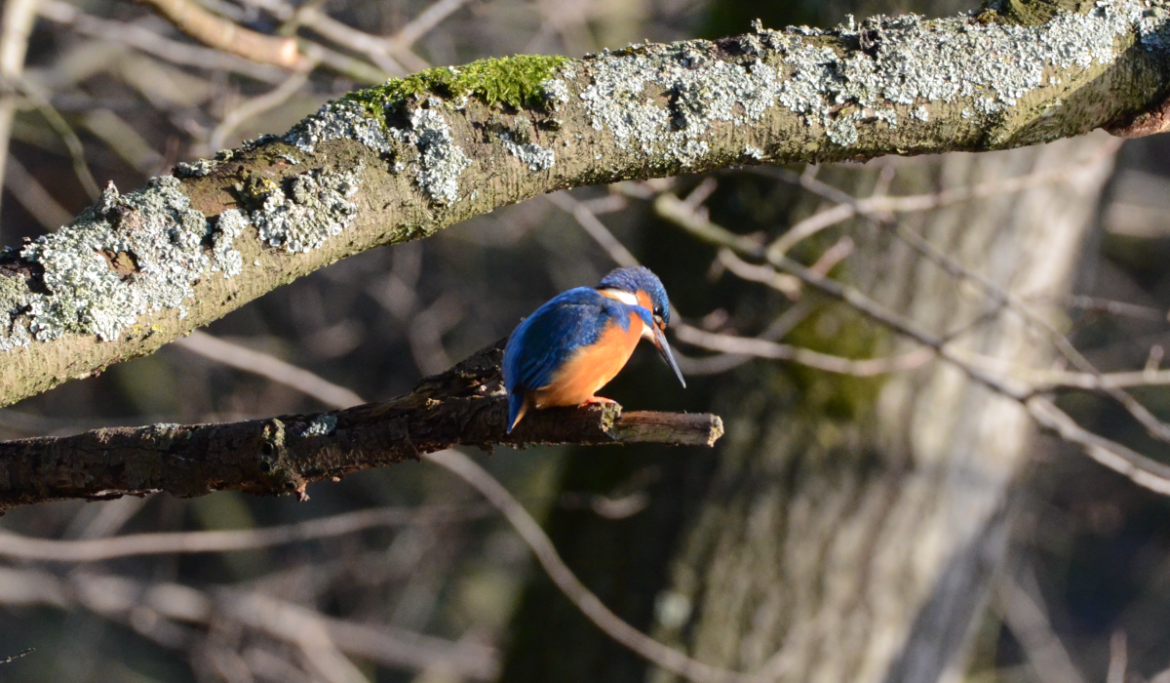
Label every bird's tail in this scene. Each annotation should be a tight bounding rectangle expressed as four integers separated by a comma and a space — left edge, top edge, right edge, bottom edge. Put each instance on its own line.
507, 392, 529, 433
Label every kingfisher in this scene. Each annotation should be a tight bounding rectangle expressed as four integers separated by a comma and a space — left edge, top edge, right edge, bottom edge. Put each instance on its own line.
503, 266, 686, 432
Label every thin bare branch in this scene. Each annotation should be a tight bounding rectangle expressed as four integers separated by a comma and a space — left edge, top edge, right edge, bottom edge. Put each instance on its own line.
139, 0, 309, 70
207, 69, 313, 153
0, 504, 487, 561
426, 448, 770, 683
37, 0, 288, 82
0, 0, 39, 222
998, 570, 1088, 683
0, 648, 33, 665
1025, 397, 1170, 496
3, 154, 72, 230
759, 141, 1121, 261
383, 0, 473, 55
1052, 295, 1166, 322
9, 78, 104, 199
176, 331, 365, 410
547, 191, 641, 268
674, 323, 934, 377
0, 567, 499, 679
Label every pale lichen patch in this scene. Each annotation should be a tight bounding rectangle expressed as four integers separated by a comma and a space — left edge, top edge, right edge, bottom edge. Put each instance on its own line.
18, 177, 212, 343
175, 159, 219, 178
502, 135, 555, 171
249, 166, 363, 254
300, 413, 338, 437
285, 99, 393, 155
0, 275, 30, 352
211, 209, 247, 277
387, 105, 471, 205
542, 78, 570, 107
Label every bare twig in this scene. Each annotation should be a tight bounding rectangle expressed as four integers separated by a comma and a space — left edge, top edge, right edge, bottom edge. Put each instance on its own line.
767, 203, 855, 259
0, 0, 39, 223
0, 648, 33, 665
9, 78, 101, 198
3, 154, 73, 230
0, 504, 487, 561
426, 448, 769, 683
674, 323, 934, 377
139, 0, 308, 70
176, 331, 365, 410
383, 0, 473, 56
37, 0, 288, 83
0, 567, 498, 679
295, 38, 390, 84
239, 0, 458, 77
547, 191, 641, 268
672, 300, 819, 376
1107, 631, 1127, 683
998, 570, 1087, 683
756, 142, 1121, 261
207, 69, 313, 153
82, 109, 166, 175
1025, 397, 1170, 496
1051, 295, 1165, 321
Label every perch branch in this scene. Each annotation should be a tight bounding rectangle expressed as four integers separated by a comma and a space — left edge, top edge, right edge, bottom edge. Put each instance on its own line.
0, 341, 723, 511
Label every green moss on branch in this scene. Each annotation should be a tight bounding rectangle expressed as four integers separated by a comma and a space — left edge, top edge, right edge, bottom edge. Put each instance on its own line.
346, 54, 571, 113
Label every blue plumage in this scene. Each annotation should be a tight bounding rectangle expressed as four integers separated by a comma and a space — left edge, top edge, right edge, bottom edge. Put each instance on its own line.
503, 267, 684, 432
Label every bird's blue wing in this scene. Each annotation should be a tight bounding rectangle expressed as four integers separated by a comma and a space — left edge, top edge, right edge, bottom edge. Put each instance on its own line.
503, 288, 624, 395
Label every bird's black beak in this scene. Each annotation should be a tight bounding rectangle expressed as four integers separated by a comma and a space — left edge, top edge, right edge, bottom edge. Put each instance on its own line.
652, 324, 686, 389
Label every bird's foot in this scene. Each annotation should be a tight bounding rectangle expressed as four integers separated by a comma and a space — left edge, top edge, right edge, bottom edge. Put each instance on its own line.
581, 396, 618, 405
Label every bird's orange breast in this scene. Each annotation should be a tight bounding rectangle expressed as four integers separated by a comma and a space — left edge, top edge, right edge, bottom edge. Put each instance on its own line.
532, 312, 644, 408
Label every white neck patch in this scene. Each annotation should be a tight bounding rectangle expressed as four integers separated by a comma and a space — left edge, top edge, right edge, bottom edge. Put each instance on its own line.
599, 288, 638, 306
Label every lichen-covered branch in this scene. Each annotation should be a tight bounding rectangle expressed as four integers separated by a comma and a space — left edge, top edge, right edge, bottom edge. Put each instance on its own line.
0, 342, 723, 512
1, 0, 1169, 407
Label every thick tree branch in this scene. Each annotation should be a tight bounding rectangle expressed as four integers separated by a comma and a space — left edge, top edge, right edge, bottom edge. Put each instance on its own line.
0, 341, 723, 512
0, 1, 1169, 408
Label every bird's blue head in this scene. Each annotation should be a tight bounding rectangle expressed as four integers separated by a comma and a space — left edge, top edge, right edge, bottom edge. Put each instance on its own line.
597, 266, 685, 389
597, 266, 671, 329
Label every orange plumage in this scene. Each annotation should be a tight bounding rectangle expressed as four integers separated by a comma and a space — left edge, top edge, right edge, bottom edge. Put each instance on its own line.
529, 311, 644, 409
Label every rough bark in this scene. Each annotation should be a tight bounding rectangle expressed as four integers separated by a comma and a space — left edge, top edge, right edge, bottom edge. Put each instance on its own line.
0, 0, 1167, 408
0, 341, 722, 512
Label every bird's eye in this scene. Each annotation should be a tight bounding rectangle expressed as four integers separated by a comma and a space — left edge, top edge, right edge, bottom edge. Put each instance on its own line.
653, 306, 663, 316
